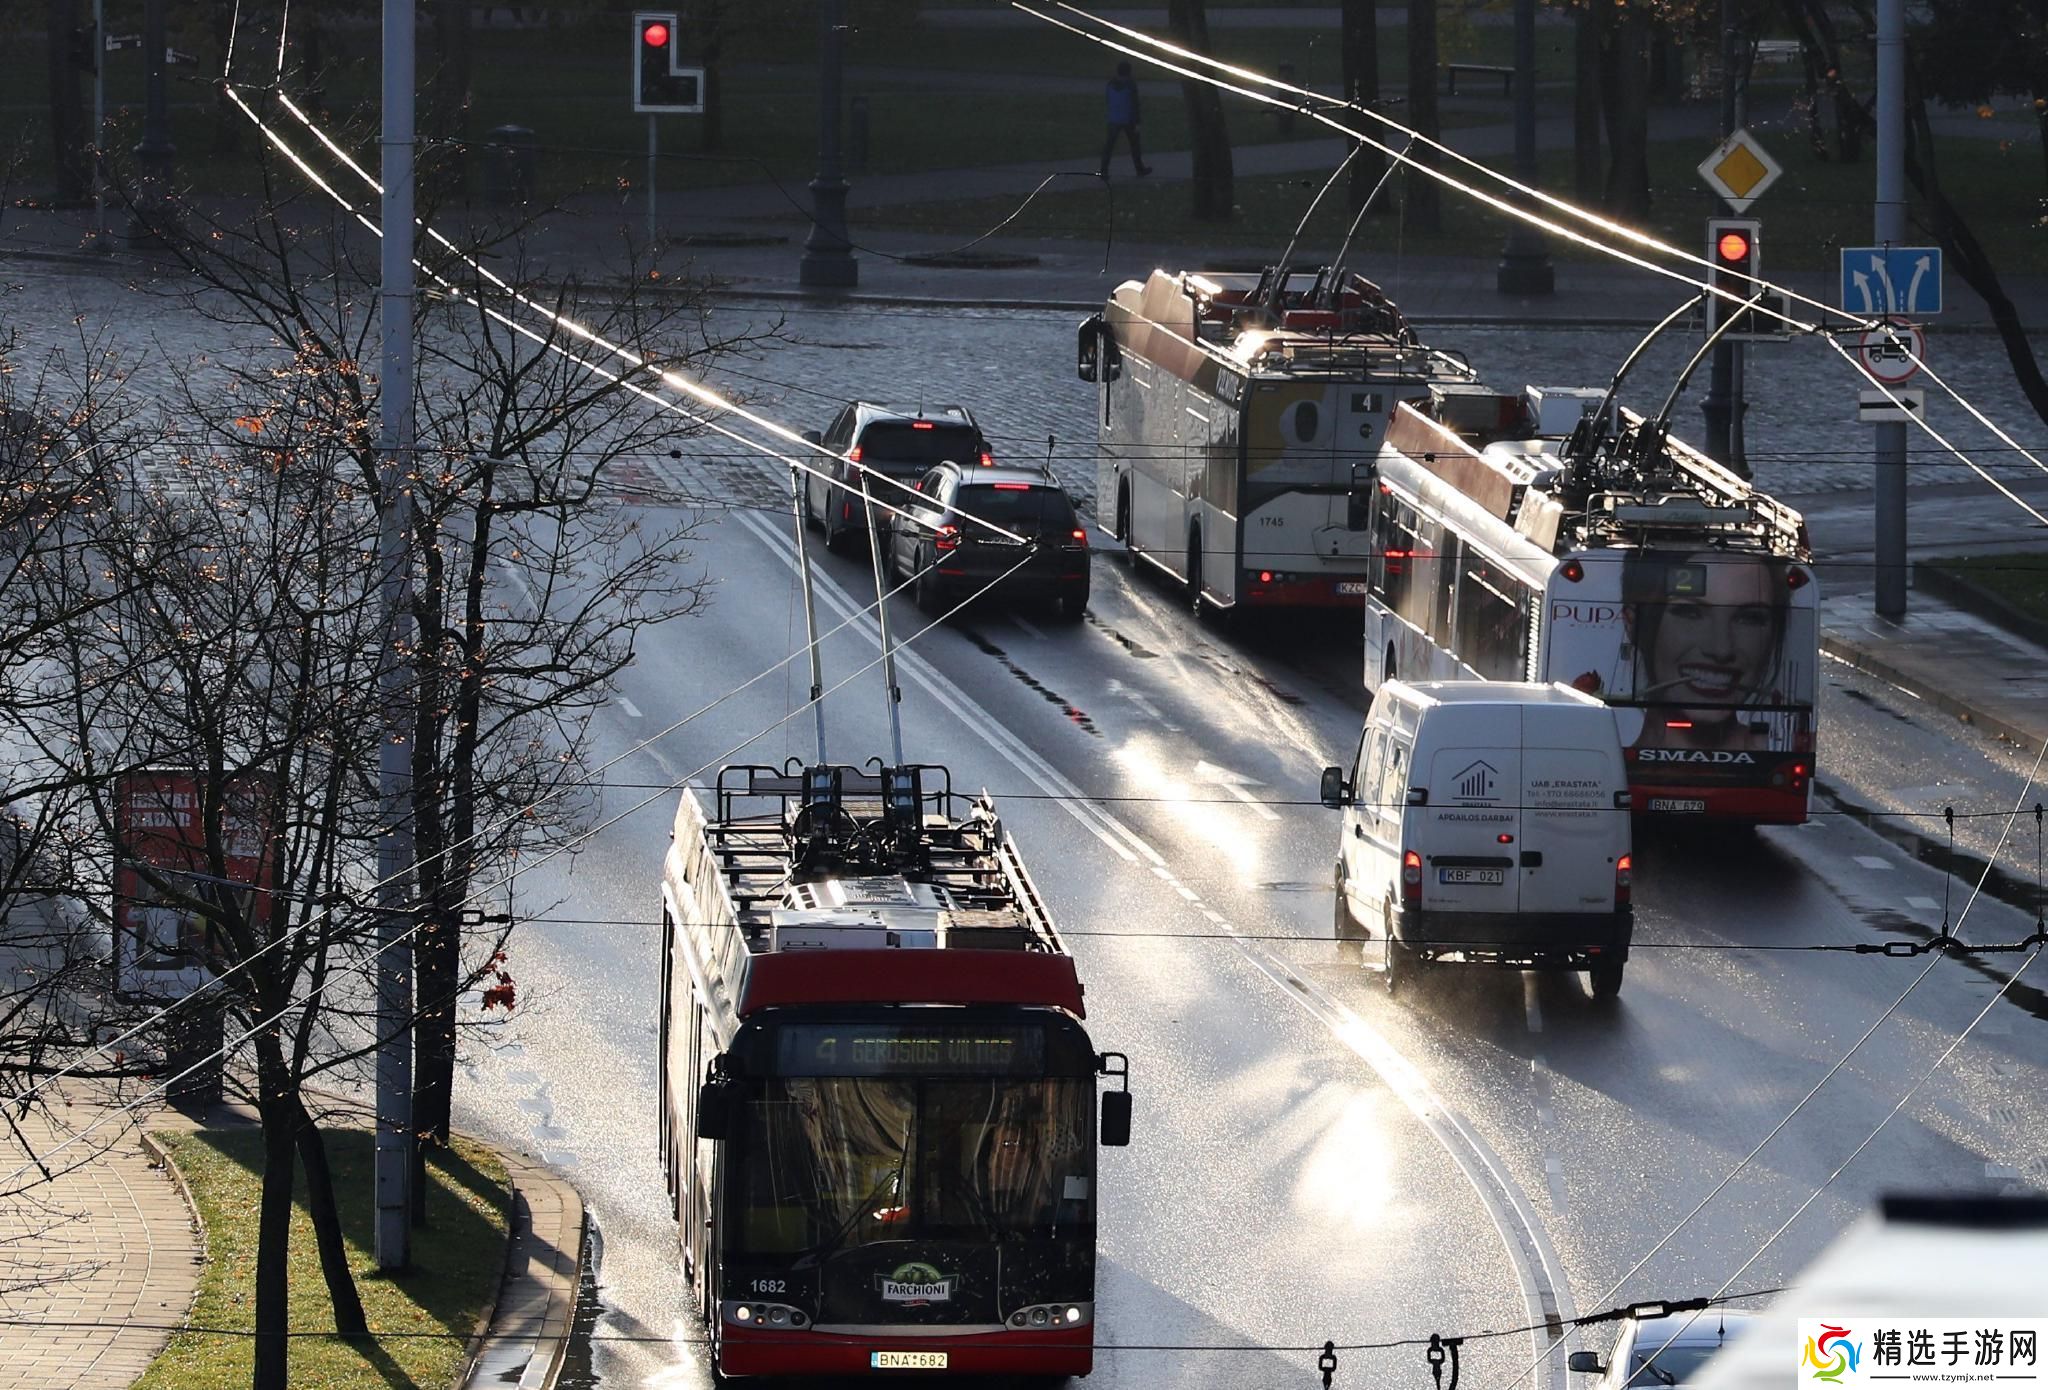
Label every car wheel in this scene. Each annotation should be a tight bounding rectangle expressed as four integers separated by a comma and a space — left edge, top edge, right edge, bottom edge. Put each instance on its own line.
824, 490, 853, 554
913, 557, 941, 614
1588, 959, 1625, 1000
801, 474, 821, 534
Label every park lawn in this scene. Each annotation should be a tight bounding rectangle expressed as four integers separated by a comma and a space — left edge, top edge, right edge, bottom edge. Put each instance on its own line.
135, 1128, 509, 1390
856, 126, 2048, 274
1926, 554, 2048, 624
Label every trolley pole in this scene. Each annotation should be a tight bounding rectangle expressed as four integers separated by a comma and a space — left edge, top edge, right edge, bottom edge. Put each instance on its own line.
374, 0, 418, 1272
1873, 0, 1908, 618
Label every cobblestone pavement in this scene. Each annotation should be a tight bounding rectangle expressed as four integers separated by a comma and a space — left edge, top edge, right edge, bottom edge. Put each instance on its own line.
0, 1099, 199, 1390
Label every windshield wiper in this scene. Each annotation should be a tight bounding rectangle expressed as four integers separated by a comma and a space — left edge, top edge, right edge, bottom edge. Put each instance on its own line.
796, 1122, 914, 1268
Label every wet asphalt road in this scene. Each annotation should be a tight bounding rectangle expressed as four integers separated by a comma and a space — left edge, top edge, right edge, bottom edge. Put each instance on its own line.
7, 268, 2048, 1388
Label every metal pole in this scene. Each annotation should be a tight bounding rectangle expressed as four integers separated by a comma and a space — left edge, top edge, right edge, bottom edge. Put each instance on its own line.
1494, 0, 1553, 294
92, 0, 106, 250
790, 469, 829, 764
799, 0, 857, 288
1874, 0, 1908, 618
859, 474, 905, 768
1699, 0, 1744, 474
647, 114, 658, 248
374, 0, 417, 1272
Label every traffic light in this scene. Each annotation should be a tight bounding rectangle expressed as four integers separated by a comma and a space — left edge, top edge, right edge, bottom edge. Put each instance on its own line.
1705, 218, 1761, 334
634, 12, 703, 114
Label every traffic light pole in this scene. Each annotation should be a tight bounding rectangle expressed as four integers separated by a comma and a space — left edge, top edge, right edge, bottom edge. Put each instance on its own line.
647, 115, 658, 247
92, 0, 106, 249
1874, 0, 1908, 618
1698, 0, 1748, 477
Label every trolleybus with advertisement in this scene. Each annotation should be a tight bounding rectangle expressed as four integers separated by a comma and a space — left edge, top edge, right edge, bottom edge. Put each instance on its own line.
660, 759, 1132, 1379
1078, 265, 1476, 614
1358, 383, 1818, 825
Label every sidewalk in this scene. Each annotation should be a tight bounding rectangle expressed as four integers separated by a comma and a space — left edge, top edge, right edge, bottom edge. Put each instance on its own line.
0, 1087, 584, 1390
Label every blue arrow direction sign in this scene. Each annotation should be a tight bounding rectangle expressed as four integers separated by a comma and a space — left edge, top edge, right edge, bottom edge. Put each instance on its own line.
1840, 246, 1943, 316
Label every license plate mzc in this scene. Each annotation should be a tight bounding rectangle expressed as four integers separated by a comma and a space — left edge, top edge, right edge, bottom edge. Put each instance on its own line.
1646, 797, 1708, 813
1439, 867, 1505, 885
871, 1351, 949, 1370
1336, 581, 1371, 595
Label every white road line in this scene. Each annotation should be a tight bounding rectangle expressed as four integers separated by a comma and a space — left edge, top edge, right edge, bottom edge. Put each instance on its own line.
1906, 896, 1940, 911
1854, 855, 1895, 870
1523, 975, 1546, 1035
616, 695, 643, 719
1013, 616, 1046, 640
735, 509, 1578, 1389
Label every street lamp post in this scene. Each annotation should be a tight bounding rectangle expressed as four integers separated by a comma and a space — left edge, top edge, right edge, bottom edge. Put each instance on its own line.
1494, 0, 1553, 295
800, 0, 858, 289
127, 0, 175, 244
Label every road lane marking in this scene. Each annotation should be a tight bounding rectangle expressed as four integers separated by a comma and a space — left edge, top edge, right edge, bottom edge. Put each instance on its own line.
1906, 895, 1939, 911
1854, 855, 1894, 870
1523, 975, 1546, 1034
1194, 759, 1282, 822
737, 509, 1578, 1388
616, 695, 642, 719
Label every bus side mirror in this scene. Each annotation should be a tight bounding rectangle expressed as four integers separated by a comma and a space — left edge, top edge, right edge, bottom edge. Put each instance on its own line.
1099, 1091, 1131, 1148
1320, 766, 1350, 808
1567, 1353, 1605, 1375
697, 1074, 739, 1142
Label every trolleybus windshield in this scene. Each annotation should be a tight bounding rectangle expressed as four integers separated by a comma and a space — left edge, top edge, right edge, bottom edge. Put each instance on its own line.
730, 1073, 1094, 1259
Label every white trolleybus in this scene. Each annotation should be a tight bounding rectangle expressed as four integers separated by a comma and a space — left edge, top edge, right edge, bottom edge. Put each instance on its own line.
1078, 265, 1477, 614
1359, 383, 1818, 826
661, 759, 1133, 1380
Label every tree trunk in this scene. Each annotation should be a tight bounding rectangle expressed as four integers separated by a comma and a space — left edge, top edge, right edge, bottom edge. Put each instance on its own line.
1600, 7, 1651, 219
1574, 7, 1604, 206
44, 0, 89, 203
253, 1043, 297, 1390
1168, 0, 1235, 221
211, 1, 242, 156
427, 0, 472, 193
1402, 0, 1440, 234
1341, 0, 1387, 214
293, 1098, 369, 1340
1904, 79, 2048, 427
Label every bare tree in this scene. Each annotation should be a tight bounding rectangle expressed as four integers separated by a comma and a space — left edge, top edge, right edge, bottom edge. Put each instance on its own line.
1403, 0, 1442, 233
1341, 0, 1388, 214
1169, 0, 1236, 221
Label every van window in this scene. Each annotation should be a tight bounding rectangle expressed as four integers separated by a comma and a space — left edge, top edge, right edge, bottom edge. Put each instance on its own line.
1357, 730, 1387, 811
1377, 739, 1410, 817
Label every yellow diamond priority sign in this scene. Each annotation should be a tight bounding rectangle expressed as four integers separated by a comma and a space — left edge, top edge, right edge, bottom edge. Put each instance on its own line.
1697, 128, 1783, 214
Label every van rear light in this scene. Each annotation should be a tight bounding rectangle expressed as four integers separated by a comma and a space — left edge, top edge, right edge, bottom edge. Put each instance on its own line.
1404, 786, 1428, 806
1615, 853, 1632, 907
1613, 789, 1631, 809
1786, 565, 1810, 590
1401, 849, 1423, 904
934, 524, 961, 553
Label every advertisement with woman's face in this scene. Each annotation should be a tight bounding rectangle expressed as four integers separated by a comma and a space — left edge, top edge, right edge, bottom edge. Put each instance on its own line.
1545, 550, 1815, 754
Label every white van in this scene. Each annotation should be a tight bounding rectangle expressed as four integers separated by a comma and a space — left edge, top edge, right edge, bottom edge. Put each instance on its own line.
1319, 680, 1634, 997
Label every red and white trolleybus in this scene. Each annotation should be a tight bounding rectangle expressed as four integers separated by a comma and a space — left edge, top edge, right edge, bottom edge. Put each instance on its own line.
660, 760, 1131, 1379
1359, 384, 1819, 825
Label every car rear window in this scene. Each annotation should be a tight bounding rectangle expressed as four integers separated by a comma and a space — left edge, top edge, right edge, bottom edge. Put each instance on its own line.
953, 484, 1077, 536
858, 422, 982, 468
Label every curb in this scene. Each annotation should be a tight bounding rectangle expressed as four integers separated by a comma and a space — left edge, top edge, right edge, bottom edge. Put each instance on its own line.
1820, 629, 2042, 753
1912, 560, 2048, 649
461, 1152, 587, 1390
139, 1129, 207, 1268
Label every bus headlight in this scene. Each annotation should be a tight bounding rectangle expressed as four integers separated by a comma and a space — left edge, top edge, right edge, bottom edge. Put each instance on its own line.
1007, 1301, 1093, 1330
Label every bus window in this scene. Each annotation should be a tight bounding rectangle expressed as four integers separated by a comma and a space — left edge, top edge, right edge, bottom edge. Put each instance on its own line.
1456, 555, 1528, 680
1431, 535, 1462, 647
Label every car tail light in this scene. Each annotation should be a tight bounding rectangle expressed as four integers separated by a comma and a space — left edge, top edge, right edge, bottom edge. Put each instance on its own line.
1259, 570, 1274, 583
912, 420, 935, 430
1067, 528, 1088, 548
1401, 849, 1422, 904
847, 445, 862, 463
979, 451, 994, 466
1615, 853, 1632, 907
993, 482, 1032, 491
1560, 558, 1584, 583
934, 524, 961, 553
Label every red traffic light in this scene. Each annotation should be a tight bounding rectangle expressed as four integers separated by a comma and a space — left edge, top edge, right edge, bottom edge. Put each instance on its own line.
1715, 230, 1752, 263
642, 21, 670, 46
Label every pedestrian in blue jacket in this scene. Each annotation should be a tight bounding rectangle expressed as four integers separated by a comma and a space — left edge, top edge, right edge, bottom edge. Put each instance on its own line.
1100, 61, 1152, 178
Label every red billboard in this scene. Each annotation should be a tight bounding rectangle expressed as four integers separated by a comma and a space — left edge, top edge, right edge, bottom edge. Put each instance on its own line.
112, 770, 273, 1000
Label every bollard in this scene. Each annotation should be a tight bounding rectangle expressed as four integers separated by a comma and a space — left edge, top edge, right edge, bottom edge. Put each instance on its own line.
483, 124, 536, 206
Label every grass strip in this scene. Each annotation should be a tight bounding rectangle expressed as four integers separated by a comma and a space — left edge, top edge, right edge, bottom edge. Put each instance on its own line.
1924, 553, 2048, 625
137, 1128, 510, 1390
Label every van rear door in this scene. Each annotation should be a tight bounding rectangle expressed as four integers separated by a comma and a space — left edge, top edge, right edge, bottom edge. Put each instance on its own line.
1420, 716, 1520, 913
1518, 706, 1623, 915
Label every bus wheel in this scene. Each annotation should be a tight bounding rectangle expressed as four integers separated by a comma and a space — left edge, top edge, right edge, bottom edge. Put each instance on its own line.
1588, 959, 1625, 1000
1384, 647, 1397, 687
1114, 481, 1133, 563
1186, 534, 1204, 615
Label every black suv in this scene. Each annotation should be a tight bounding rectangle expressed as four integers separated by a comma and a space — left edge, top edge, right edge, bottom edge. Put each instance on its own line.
886, 461, 1090, 621
801, 402, 990, 554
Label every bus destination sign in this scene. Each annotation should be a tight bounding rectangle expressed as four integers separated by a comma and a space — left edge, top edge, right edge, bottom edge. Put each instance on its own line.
776, 1024, 1045, 1076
